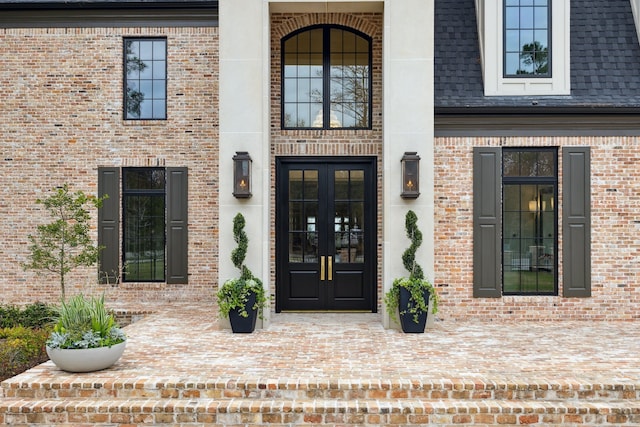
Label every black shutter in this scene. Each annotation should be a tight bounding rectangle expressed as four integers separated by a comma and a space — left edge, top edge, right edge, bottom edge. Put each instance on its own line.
98, 167, 120, 284
166, 167, 188, 284
562, 147, 591, 297
473, 147, 502, 297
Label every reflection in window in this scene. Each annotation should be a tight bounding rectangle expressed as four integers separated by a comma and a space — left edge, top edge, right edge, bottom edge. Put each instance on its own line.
123, 168, 166, 281
334, 170, 364, 263
288, 170, 319, 263
504, 0, 550, 76
124, 38, 167, 119
502, 149, 557, 295
282, 25, 371, 129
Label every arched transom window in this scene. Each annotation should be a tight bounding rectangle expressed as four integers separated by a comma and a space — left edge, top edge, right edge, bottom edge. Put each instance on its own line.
282, 25, 372, 130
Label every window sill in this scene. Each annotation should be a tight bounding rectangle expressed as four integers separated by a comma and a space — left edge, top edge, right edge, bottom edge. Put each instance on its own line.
123, 120, 167, 126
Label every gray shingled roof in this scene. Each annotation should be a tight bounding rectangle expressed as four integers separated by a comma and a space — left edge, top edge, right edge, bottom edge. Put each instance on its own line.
434, 0, 640, 110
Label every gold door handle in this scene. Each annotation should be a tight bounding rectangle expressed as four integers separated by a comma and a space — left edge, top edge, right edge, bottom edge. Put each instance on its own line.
320, 256, 325, 281
328, 256, 333, 281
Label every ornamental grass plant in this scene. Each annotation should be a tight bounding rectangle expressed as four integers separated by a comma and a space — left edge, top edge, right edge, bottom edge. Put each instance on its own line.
46, 293, 126, 350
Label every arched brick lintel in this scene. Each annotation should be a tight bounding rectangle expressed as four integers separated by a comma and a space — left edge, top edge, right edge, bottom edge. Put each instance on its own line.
272, 13, 379, 40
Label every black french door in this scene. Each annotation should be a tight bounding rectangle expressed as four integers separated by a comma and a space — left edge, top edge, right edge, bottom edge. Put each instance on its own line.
276, 158, 377, 311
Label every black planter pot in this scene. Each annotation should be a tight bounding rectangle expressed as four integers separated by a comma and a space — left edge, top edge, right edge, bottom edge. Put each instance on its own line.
228, 292, 258, 333
399, 286, 430, 333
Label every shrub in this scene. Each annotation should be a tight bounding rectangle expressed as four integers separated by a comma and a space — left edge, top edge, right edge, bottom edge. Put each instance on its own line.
0, 302, 56, 329
0, 326, 50, 381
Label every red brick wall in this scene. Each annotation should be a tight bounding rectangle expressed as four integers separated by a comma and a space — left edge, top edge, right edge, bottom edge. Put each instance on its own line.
0, 27, 219, 306
434, 136, 640, 320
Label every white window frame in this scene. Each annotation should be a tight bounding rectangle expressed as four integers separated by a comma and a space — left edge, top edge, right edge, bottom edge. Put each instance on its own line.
630, 0, 640, 44
475, 0, 570, 96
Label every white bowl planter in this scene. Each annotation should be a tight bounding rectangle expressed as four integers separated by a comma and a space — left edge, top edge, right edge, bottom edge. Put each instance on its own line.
46, 341, 126, 373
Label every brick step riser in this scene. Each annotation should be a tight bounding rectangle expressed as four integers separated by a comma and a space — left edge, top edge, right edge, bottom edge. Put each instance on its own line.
3, 385, 637, 402
2, 398, 640, 426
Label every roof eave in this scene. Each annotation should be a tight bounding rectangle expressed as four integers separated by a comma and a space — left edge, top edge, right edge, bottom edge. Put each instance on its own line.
0, 1, 218, 11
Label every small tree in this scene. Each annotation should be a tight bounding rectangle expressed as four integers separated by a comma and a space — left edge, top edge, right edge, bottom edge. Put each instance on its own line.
22, 185, 106, 300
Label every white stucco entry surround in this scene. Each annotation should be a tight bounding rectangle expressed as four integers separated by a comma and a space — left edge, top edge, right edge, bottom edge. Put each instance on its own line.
219, 0, 434, 329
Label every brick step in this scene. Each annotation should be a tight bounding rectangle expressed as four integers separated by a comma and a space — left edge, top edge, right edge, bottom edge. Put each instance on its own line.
3, 377, 638, 402
1, 397, 639, 426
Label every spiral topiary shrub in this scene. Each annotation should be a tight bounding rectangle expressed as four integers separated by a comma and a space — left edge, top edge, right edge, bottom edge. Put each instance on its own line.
217, 213, 267, 331
384, 210, 439, 331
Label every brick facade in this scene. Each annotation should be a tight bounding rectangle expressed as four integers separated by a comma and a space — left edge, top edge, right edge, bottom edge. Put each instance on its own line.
435, 136, 640, 320
0, 26, 219, 305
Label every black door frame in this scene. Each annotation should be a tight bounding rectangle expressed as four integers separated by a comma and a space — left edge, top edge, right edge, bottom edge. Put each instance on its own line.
275, 156, 377, 312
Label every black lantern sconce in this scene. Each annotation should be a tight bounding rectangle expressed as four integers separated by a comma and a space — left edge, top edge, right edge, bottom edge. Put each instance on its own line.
233, 151, 252, 198
400, 152, 420, 199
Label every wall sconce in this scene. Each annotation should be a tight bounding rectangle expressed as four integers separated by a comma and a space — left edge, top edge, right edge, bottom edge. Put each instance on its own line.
401, 152, 420, 199
233, 151, 252, 198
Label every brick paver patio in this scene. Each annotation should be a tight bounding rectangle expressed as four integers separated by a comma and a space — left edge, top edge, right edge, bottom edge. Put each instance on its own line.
2, 305, 640, 425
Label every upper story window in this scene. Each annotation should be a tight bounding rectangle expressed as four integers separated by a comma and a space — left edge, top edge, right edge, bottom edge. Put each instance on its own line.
504, 0, 550, 77
124, 38, 167, 120
476, 0, 569, 96
282, 25, 372, 130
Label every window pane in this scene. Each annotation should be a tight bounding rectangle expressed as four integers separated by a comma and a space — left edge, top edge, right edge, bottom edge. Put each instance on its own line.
534, 151, 554, 176
288, 170, 303, 199
152, 100, 166, 119
534, 7, 548, 28
309, 28, 323, 52
139, 100, 151, 118
535, 30, 548, 49
505, 7, 519, 29
505, 53, 521, 75
310, 103, 323, 127
298, 79, 311, 102
297, 104, 312, 128
303, 170, 318, 199
284, 79, 297, 103
506, 30, 520, 52
341, 31, 356, 52
284, 103, 297, 127
124, 168, 165, 190
138, 41, 153, 60
153, 40, 166, 60
140, 80, 152, 98
310, 77, 323, 100
152, 61, 166, 79
330, 28, 343, 52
